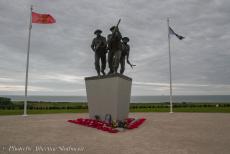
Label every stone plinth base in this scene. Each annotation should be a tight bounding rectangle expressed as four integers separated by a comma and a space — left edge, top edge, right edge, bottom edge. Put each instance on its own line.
85, 74, 132, 121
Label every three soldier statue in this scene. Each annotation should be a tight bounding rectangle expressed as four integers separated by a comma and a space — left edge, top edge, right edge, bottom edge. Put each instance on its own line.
91, 20, 135, 76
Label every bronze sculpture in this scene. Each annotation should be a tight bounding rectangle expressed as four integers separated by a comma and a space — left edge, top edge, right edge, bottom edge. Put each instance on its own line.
120, 37, 136, 74
107, 19, 122, 74
91, 29, 107, 76
120, 37, 129, 74
91, 20, 135, 76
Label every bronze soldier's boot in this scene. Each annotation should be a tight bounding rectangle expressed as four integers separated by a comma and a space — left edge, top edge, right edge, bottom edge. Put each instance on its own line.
96, 66, 101, 76
101, 70, 106, 76
107, 70, 113, 75
97, 71, 101, 76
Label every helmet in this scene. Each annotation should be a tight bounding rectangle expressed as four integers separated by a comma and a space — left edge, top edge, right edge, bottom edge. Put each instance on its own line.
122, 37, 129, 42
94, 29, 102, 34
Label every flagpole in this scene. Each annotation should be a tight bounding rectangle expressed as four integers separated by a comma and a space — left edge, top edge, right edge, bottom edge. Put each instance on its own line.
167, 17, 173, 113
23, 5, 33, 116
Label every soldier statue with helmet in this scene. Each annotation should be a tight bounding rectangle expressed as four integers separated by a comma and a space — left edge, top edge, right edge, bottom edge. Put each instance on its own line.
91, 20, 135, 76
91, 29, 107, 76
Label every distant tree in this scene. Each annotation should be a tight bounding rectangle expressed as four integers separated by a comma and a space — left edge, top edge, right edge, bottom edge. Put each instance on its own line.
0, 97, 13, 105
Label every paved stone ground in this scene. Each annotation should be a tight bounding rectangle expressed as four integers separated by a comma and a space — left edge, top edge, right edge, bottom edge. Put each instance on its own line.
0, 113, 230, 154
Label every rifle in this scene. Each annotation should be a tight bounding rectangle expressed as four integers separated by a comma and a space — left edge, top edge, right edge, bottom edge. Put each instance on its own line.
112, 19, 121, 37
108, 19, 121, 47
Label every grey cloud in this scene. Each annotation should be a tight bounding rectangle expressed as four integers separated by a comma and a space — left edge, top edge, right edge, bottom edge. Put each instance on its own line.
0, 0, 230, 96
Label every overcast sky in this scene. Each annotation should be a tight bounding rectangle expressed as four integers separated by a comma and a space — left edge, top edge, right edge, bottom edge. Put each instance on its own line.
0, 0, 230, 96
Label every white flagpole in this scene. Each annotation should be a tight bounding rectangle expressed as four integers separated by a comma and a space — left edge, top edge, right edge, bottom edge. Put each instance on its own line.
23, 5, 33, 116
167, 17, 173, 113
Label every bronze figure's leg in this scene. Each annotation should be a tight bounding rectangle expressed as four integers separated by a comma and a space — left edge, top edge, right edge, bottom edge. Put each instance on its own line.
113, 50, 122, 74
108, 51, 114, 74
101, 54, 106, 75
94, 53, 100, 76
120, 56, 125, 74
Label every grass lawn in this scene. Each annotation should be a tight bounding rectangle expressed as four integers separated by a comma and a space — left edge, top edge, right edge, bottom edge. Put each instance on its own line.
130, 107, 230, 113
0, 109, 88, 116
0, 107, 230, 116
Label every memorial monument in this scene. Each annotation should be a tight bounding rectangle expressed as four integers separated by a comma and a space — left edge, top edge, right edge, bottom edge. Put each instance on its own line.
85, 19, 135, 121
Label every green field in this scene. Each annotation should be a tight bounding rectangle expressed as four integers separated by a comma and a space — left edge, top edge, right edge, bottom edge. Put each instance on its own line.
0, 109, 88, 115
130, 107, 230, 112
0, 101, 230, 116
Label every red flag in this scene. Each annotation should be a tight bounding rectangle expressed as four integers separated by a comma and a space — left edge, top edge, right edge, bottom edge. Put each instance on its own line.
32, 12, 56, 24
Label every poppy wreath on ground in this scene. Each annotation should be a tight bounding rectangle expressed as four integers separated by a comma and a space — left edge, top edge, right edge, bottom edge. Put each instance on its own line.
68, 118, 118, 133
126, 118, 146, 129
68, 117, 146, 133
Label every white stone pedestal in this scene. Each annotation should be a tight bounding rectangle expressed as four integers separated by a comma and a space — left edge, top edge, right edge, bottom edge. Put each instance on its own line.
85, 74, 132, 121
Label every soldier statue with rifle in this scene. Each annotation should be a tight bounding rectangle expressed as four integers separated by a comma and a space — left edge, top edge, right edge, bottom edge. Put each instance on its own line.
107, 19, 122, 74
91, 29, 107, 76
91, 20, 135, 76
